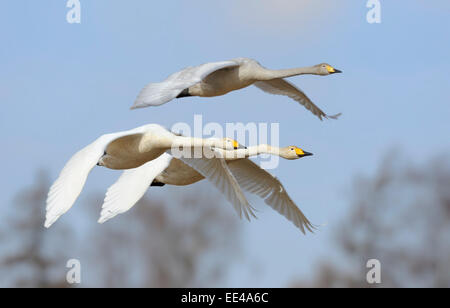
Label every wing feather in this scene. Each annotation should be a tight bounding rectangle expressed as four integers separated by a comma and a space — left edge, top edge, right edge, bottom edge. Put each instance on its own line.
132, 60, 239, 108
254, 79, 341, 121
177, 150, 256, 221
227, 159, 315, 234
45, 124, 171, 227
45, 134, 116, 228
98, 153, 173, 223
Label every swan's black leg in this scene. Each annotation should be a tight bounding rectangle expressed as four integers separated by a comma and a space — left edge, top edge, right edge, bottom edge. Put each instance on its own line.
150, 181, 166, 187
176, 88, 191, 98
97, 151, 107, 166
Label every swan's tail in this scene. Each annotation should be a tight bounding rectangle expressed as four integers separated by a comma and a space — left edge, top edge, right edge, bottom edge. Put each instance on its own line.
131, 82, 182, 109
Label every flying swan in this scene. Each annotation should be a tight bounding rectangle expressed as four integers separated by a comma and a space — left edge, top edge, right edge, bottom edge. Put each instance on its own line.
99, 144, 316, 234
132, 58, 342, 121
44, 124, 252, 228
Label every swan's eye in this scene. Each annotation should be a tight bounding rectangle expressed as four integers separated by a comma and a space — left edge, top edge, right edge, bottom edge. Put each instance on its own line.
290, 147, 294, 151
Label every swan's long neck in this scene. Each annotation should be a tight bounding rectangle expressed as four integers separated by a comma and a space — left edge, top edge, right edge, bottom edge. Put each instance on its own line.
170, 136, 221, 149
258, 66, 318, 80
219, 144, 281, 160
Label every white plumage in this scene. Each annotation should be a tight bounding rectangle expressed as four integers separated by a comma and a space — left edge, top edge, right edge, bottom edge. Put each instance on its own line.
132, 58, 342, 121
132, 61, 239, 108
99, 145, 315, 234
45, 125, 252, 228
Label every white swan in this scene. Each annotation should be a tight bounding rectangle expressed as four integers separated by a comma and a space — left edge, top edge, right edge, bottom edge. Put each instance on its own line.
132, 58, 342, 120
45, 124, 253, 228
99, 144, 315, 234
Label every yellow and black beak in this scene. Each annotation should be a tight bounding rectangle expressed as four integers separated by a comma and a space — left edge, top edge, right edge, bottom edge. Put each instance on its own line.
326, 65, 343, 74
299, 151, 313, 157
295, 148, 313, 158
233, 140, 247, 150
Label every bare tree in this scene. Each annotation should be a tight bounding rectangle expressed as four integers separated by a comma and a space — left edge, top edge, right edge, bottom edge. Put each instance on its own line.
1, 170, 243, 288
78, 184, 243, 287
292, 153, 450, 288
0, 170, 71, 287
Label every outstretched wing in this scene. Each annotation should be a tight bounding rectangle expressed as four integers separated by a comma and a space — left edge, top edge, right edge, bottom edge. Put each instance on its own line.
45, 134, 118, 228
132, 60, 239, 108
227, 159, 315, 234
98, 153, 173, 223
177, 150, 256, 221
254, 78, 341, 121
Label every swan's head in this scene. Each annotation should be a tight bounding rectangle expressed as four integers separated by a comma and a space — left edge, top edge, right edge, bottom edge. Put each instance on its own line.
316, 63, 342, 75
221, 138, 246, 150
281, 146, 313, 160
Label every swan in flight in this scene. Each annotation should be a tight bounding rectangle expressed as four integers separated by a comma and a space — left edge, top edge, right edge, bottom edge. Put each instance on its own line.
45, 124, 252, 228
132, 58, 342, 121
99, 144, 315, 234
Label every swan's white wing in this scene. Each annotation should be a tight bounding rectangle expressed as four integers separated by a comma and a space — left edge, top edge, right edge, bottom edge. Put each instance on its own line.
98, 153, 173, 223
45, 124, 166, 228
254, 79, 341, 121
227, 159, 315, 234
45, 134, 118, 228
177, 150, 256, 221
132, 60, 239, 109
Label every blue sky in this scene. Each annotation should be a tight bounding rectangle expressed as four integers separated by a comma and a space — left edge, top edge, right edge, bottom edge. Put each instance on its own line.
1, 1, 449, 286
